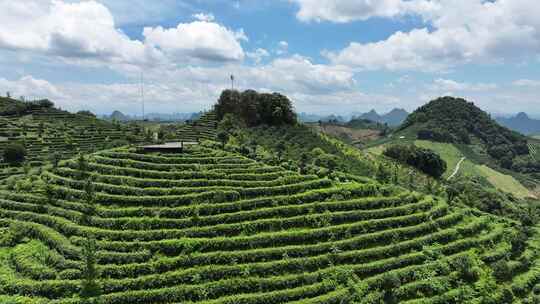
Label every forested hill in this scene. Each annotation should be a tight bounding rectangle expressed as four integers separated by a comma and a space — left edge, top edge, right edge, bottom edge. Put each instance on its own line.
400, 96, 529, 167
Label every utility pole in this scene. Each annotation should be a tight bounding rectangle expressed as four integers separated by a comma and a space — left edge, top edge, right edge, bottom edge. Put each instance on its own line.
230, 74, 235, 90
140, 71, 145, 121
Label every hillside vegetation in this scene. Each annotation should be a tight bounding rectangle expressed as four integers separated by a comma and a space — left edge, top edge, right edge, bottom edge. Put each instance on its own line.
401, 96, 529, 169
0, 142, 537, 303
2, 91, 540, 303
0, 98, 149, 181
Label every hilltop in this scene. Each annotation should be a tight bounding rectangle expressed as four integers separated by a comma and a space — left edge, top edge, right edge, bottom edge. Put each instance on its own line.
359, 96, 540, 199
400, 96, 529, 168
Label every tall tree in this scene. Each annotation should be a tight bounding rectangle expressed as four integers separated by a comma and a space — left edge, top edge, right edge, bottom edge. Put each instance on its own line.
80, 234, 101, 302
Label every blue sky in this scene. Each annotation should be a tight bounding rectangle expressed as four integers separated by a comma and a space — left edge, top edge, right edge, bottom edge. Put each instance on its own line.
0, 0, 539, 117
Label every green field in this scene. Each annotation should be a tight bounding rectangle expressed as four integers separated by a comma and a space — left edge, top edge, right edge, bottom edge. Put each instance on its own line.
476, 165, 532, 199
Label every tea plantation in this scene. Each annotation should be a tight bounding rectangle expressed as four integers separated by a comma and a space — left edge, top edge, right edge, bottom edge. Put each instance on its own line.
0, 107, 145, 165
169, 112, 218, 142
0, 143, 538, 303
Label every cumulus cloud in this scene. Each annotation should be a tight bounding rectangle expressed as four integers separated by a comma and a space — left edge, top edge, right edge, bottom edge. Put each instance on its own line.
325, 0, 540, 71
192, 12, 215, 22
0, 0, 247, 67
143, 21, 247, 63
276, 41, 289, 55
291, 0, 417, 23
0, 0, 149, 65
431, 78, 497, 92
0, 75, 67, 101
246, 48, 270, 64
0, 53, 367, 115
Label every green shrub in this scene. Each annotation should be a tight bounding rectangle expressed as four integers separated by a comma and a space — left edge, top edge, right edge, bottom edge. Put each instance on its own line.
383, 144, 447, 178
3, 143, 26, 165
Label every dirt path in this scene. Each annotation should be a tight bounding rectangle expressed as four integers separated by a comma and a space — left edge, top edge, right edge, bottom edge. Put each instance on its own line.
447, 157, 466, 180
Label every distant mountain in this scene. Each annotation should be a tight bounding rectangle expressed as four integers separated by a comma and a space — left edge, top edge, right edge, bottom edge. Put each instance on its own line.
400, 96, 529, 168
298, 112, 346, 123
358, 110, 381, 122
383, 108, 409, 126
144, 112, 200, 122
345, 118, 387, 131
496, 112, 540, 135
109, 110, 129, 122
354, 108, 409, 126
102, 111, 201, 122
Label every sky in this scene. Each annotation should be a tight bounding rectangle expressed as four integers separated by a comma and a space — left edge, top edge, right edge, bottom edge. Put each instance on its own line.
0, 0, 539, 117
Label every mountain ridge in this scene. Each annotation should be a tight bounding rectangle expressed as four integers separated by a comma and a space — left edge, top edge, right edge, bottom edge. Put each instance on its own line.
496, 112, 540, 135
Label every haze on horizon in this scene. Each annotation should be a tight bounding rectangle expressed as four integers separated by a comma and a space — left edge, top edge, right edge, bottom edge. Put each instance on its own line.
0, 0, 539, 117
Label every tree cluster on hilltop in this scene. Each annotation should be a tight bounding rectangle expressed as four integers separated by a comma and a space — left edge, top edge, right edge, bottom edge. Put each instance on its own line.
0, 97, 55, 116
383, 144, 447, 178
401, 96, 529, 168
214, 89, 297, 126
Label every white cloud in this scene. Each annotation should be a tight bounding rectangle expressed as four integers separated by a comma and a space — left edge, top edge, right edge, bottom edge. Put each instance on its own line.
291, 0, 417, 23
431, 78, 497, 92
246, 48, 270, 64
143, 21, 247, 63
277, 41, 289, 55
192, 12, 215, 22
244, 55, 356, 94
513, 79, 540, 87
0, 0, 247, 67
0, 54, 365, 115
0, 0, 149, 65
0, 75, 67, 101
325, 0, 540, 71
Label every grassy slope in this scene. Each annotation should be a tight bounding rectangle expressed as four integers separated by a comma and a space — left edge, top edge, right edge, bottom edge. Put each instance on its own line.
366, 138, 532, 198
476, 165, 531, 199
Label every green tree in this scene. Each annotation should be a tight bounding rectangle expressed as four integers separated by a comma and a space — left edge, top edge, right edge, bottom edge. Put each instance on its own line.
50, 152, 62, 169
375, 163, 390, 183
81, 179, 96, 225
218, 113, 238, 134
383, 144, 447, 178
392, 164, 399, 184
2, 143, 26, 165
77, 153, 88, 179
299, 152, 310, 174
217, 131, 229, 149
276, 141, 286, 161
314, 153, 339, 174
80, 235, 101, 301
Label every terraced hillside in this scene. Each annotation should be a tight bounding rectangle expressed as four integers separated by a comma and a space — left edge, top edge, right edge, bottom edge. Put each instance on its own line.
0, 144, 536, 303
0, 107, 144, 165
174, 111, 218, 141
